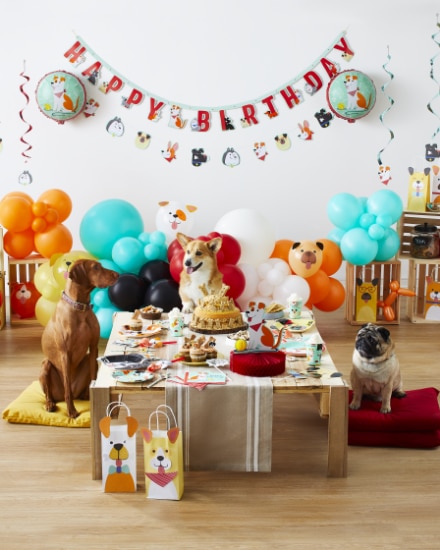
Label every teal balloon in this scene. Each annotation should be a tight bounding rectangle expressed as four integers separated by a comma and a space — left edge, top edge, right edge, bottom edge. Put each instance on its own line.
359, 213, 376, 229
375, 228, 400, 261
327, 227, 345, 245
95, 306, 119, 338
138, 232, 151, 244
98, 259, 123, 273
340, 228, 378, 265
79, 199, 144, 259
112, 237, 145, 273
367, 190, 403, 224
368, 223, 385, 241
327, 193, 363, 230
144, 243, 162, 261
92, 288, 113, 309
150, 230, 167, 246
376, 213, 392, 228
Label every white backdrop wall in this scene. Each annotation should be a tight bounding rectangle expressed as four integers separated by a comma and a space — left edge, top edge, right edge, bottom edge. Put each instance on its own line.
1, 0, 439, 281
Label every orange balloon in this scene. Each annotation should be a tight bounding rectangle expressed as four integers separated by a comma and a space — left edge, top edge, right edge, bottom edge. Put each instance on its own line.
314, 277, 346, 312
31, 217, 48, 233
38, 189, 72, 223
305, 269, 330, 307
3, 228, 35, 259
44, 208, 59, 225
32, 201, 48, 217
319, 239, 343, 276
270, 239, 294, 264
0, 196, 34, 232
2, 191, 33, 204
34, 224, 73, 258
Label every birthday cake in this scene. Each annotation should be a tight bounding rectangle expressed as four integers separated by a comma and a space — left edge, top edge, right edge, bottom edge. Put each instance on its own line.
189, 285, 247, 335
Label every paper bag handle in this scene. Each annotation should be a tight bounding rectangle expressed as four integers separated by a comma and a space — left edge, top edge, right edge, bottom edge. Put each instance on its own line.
106, 400, 131, 418
148, 404, 178, 431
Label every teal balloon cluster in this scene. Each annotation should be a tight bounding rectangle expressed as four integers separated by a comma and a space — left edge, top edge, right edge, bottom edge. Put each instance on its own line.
327, 189, 403, 265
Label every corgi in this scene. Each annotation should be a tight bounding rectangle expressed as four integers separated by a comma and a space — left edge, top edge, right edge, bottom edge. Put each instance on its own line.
176, 233, 223, 313
244, 301, 285, 351
298, 120, 314, 140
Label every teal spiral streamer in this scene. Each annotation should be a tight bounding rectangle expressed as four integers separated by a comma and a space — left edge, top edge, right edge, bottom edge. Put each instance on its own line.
427, 15, 440, 140
378, 46, 395, 167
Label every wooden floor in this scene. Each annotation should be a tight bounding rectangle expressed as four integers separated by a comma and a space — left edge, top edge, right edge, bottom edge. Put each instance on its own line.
1, 303, 439, 549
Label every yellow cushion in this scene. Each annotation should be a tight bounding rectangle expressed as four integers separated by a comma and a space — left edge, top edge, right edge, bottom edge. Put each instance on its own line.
2, 381, 90, 428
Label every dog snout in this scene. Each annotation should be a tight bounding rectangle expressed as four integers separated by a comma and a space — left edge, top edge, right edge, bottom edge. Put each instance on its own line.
113, 443, 124, 451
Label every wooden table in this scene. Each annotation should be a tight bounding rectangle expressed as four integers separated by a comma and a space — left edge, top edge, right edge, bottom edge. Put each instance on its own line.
90, 312, 348, 479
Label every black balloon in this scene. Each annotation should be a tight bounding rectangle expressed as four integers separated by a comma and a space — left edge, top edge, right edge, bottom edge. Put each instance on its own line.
144, 279, 182, 312
139, 260, 171, 283
108, 274, 148, 311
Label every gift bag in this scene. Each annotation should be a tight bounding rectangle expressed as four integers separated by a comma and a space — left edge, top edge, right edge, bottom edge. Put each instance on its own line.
99, 401, 138, 493
141, 404, 184, 500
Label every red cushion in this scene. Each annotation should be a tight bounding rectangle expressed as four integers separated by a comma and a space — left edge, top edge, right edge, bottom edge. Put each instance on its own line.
348, 387, 440, 449
349, 388, 440, 432
229, 351, 285, 377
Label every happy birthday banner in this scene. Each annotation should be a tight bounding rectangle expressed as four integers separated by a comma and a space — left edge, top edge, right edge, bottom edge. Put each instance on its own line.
63, 31, 354, 131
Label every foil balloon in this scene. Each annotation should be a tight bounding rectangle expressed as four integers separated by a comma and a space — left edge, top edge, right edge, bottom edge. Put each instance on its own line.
326, 70, 376, 123
35, 71, 86, 124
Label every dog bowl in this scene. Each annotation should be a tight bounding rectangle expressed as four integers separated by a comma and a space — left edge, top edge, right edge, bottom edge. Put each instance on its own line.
140, 306, 163, 320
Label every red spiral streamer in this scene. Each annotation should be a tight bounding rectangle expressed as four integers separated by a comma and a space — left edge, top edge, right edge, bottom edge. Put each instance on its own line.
19, 61, 33, 161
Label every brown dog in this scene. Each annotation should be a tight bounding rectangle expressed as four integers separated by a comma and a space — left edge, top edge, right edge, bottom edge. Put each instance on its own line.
40, 259, 119, 418
176, 233, 223, 313
349, 323, 406, 414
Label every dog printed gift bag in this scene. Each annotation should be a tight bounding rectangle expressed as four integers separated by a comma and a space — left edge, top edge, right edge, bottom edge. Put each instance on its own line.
141, 404, 184, 500
99, 401, 138, 493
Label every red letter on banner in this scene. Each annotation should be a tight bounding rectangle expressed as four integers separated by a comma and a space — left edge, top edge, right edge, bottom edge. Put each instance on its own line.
280, 86, 301, 109
125, 89, 144, 106
81, 61, 102, 78
333, 37, 354, 59
106, 76, 124, 93
64, 41, 86, 63
148, 97, 165, 121
197, 111, 210, 132
303, 72, 323, 93
242, 104, 258, 125
320, 58, 339, 78
261, 95, 278, 117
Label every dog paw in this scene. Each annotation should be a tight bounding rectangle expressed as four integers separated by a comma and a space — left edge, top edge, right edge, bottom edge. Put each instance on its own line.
349, 403, 360, 411
68, 409, 80, 419
45, 400, 57, 413
379, 406, 391, 414
392, 390, 407, 399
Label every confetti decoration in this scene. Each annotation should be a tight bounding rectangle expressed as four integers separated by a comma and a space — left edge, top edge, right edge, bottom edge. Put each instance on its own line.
19, 60, 33, 163
426, 14, 440, 140
377, 46, 395, 183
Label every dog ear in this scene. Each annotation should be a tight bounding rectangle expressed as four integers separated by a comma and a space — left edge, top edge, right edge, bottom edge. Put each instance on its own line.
69, 260, 89, 285
356, 278, 363, 286
126, 416, 139, 437
207, 237, 222, 254
292, 242, 301, 250
141, 428, 153, 443
168, 427, 180, 444
99, 416, 111, 438
176, 233, 192, 247
372, 278, 379, 287
377, 326, 390, 341
316, 242, 324, 251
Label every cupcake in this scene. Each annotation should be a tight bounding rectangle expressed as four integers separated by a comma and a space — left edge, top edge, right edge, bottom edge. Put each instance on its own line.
189, 346, 207, 363
129, 319, 143, 331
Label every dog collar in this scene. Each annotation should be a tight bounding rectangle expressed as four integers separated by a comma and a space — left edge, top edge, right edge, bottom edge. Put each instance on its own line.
62, 291, 92, 312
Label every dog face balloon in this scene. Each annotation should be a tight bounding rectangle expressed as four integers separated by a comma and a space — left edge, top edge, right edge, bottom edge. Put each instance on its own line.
288, 240, 324, 278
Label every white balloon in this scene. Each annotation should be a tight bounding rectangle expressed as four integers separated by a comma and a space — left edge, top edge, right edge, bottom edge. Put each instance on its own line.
237, 263, 259, 302
266, 268, 284, 286
272, 275, 311, 305
215, 209, 276, 266
257, 261, 272, 278
258, 279, 273, 297
155, 201, 197, 243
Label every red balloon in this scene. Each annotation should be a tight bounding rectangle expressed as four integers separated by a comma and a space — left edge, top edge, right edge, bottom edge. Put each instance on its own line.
10, 282, 41, 319
219, 233, 241, 265
167, 238, 184, 261
314, 277, 346, 312
169, 252, 184, 282
219, 264, 245, 299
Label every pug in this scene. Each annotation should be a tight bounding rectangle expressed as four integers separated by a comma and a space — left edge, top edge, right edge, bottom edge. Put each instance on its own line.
349, 323, 406, 414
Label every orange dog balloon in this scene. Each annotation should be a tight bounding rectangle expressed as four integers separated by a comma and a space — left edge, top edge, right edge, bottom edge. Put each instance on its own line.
377, 280, 415, 322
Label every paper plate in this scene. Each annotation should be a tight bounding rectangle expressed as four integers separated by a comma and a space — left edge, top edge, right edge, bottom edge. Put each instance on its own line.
112, 369, 155, 383
119, 324, 163, 338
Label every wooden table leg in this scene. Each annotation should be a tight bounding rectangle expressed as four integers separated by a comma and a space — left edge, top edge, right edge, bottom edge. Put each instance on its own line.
90, 383, 111, 480
327, 385, 348, 478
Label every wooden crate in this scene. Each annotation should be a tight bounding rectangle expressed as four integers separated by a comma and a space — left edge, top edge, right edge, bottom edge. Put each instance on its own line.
8, 254, 48, 324
407, 258, 440, 323
397, 210, 440, 257
345, 261, 401, 325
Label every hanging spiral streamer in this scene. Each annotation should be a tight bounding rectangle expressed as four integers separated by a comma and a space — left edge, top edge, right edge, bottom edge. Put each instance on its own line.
427, 14, 440, 140
377, 46, 395, 171
19, 60, 33, 162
